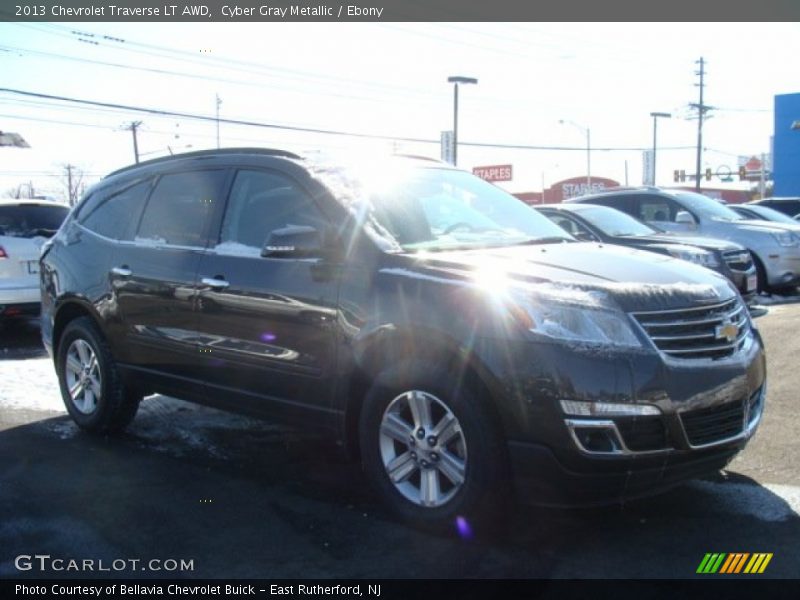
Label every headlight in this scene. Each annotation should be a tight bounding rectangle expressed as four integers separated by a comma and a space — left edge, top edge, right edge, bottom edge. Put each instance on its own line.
666, 247, 720, 268
771, 231, 799, 247
511, 286, 643, 348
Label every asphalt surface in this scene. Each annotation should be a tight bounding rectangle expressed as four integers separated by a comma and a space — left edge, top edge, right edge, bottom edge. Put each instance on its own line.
1, 302, 799, 579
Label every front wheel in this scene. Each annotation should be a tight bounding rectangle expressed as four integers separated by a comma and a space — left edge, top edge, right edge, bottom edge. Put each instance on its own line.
56, 317, 141, 433
359, 365, 510, 534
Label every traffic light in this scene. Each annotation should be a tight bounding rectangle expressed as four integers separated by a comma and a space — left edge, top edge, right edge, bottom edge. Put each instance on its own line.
673, 170, 680, 182
705, 168, 712, 181
680, 170, 686, 182
738, 166, 746, 181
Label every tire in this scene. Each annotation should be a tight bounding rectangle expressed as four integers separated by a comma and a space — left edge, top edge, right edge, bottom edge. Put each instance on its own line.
56, 316, 141, 433
359, 362, 510, 535
752, 254, 768, 294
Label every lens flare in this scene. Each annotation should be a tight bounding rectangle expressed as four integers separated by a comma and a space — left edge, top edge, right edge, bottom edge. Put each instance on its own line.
260, 332, 277, 343
455, 515, 473, 539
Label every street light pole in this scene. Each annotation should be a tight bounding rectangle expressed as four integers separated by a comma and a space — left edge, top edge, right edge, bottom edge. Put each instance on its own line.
650, 112, 671, 186
560, 119, 591, 186
447, 76, 477, 166
586, 128, 591, 187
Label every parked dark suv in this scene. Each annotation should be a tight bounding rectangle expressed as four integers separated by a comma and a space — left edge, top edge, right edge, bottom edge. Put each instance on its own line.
41, 149, 766, 532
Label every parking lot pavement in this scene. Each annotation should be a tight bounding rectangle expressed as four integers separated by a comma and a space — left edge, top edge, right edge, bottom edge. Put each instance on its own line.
1, 306, 799, 579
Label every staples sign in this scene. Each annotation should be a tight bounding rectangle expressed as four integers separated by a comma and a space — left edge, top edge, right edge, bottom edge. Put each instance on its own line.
472, 164, 513, 182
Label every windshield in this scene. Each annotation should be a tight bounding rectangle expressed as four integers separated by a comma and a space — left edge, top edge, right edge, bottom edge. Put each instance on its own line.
673, 192, 744, 221
572, 205, 657, 237
0, 204, 69, 238
745, 205, 799, 225
366, 167, 573, 251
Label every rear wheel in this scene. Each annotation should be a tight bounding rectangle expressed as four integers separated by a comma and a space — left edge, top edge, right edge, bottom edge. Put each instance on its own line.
56, 317, 141, 433
359, 364, 510, 535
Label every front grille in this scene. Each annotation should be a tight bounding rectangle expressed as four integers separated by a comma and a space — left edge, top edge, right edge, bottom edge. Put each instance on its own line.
680, 400, 744, 447
615, 416, 670, 451
722, 249, 754, 273
631, 297, 750, 360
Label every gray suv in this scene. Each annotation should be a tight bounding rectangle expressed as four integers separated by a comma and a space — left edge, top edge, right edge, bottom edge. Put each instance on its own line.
567, 187, 800, 291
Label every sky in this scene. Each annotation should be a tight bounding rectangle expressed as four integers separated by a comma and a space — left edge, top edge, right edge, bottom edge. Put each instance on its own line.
1, 21, 798, 201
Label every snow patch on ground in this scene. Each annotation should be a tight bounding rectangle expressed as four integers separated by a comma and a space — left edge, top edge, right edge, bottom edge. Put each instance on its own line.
0, 357, 63, 413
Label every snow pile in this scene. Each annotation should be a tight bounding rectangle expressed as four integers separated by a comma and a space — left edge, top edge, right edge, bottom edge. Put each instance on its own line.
0, 357, 64, 413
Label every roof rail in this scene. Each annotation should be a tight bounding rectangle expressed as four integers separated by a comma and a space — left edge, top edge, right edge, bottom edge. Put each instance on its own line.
105, 147, 302, 178
594, 185, 661, 193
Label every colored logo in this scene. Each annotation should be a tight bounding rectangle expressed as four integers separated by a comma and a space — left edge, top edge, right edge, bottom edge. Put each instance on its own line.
696, 553, 773, 574
714, 320, 739, 343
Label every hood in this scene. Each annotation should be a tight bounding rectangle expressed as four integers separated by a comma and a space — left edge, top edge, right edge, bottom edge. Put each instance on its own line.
621, 233, 741, 252
733, 218, 800, 235
720, 218, 800, 235
391, 242, 735, 312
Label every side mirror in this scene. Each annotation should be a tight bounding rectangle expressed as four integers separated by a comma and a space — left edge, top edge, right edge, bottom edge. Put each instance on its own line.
261, 225, 323, 258
675, 210, 696, 228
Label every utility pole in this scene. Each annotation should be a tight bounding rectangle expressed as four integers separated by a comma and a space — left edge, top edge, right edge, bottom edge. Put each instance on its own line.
66, 164, 73, 204
690, 58, 713, 192
124, 121, 142, 163
216, 94, 222, 149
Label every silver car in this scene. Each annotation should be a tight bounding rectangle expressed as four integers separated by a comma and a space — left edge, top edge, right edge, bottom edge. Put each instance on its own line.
566, 187, 800, 291
0, 200, 69, 320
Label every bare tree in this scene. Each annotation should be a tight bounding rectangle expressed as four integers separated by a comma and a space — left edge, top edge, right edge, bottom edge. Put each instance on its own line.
2, 182, 35, 199
60, 164, 86, 206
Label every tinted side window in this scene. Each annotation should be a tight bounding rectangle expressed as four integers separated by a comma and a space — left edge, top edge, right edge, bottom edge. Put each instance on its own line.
635, 195, 677, 223
762, 199, 800, 216
80, 181, 151, 240
218, 170, 328, 250
137, 170, 226, 247
586, 195, 633, 215
546, 213, 595, 239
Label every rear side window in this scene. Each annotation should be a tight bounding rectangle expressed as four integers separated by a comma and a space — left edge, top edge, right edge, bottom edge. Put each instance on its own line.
136, 170, 226, 247
0, 204, 69, 238
761, 199, 800, 216
217, 170, 328, 252
80, 181, 151, 240
637, 196, 676, 223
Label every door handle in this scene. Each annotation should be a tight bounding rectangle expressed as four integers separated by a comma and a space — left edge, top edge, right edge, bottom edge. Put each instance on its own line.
201, 277, 230, 290
110, 266, 132, 277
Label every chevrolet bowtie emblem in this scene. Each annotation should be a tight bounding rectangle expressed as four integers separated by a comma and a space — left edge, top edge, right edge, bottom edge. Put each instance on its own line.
715, 320, 739, 343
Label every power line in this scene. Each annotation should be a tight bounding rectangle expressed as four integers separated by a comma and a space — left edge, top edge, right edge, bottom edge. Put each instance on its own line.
0, 87, 690, 153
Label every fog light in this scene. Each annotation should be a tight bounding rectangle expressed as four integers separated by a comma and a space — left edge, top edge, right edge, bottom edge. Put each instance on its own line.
560, 399, 661, 417
573, 426, 620, 453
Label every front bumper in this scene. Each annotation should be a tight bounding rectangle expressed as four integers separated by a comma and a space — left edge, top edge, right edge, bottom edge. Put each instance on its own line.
477, 323, 766, 506
508, 440, 742, 507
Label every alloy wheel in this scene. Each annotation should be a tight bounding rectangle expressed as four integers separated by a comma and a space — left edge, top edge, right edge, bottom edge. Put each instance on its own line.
378, 390, 468, 508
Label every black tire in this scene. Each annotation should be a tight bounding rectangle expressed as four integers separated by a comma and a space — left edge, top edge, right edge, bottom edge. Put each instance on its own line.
359, 361, 510, 535
752, 253, 769, 294
56, 316, 141, 433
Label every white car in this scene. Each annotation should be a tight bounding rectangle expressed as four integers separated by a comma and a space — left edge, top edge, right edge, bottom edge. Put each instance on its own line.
0, 200, 69, 320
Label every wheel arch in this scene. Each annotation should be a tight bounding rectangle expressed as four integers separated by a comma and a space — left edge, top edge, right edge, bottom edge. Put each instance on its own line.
341, 327, 506, 460
52, 298, 103, 358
